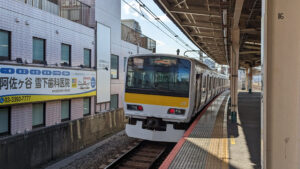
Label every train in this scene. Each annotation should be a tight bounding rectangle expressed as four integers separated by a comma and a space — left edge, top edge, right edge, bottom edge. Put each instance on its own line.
123, 54, 229, 142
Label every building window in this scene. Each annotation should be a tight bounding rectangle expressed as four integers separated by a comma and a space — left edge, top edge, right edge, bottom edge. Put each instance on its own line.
61, 100, 70, 121
32, 103, 45, 128
84, 48, 91, 68
123, 57, 127, 72
0, 30, 10, 60
83, 98, 91, 116
33, 37, 46, 64
61, 43, 71, 66
111, 54, 119, 79
0, 107, 10, 136
110, 94, 118, 110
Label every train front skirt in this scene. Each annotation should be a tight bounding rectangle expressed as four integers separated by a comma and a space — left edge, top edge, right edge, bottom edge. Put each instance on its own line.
125, 121, 185, 142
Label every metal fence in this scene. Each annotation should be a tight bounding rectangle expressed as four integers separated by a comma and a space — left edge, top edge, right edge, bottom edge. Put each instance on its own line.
17, 0, 90, 27
121, 24, 156, 52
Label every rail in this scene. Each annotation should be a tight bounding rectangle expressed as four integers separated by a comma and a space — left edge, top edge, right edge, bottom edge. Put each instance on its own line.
105, 141, 168, 169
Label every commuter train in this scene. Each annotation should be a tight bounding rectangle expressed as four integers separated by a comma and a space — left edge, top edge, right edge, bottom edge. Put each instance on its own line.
123, 54, 229, 142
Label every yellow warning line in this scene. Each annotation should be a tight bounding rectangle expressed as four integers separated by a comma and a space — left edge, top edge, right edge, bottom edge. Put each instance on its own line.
222, 95, 230, 169
204, 94, 230, 169
230, 135, 236, 145
222, 137, 229, 169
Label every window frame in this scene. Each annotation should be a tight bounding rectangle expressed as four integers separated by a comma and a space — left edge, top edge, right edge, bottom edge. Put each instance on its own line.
123, 57, 127, 72
0, 29, 11, 61
83, 48, 91, 68
110, 94, 119, 110
111, 54, 119, 79
61, 100, 71, 122
32, 37, 46, 64
61, 43, 71, 66
83, 97, 91, 116
0, 107, 10, 136
32, 102, 46, 128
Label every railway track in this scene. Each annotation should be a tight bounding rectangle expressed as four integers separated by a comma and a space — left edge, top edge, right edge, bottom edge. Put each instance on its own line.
105, 141, 169, 169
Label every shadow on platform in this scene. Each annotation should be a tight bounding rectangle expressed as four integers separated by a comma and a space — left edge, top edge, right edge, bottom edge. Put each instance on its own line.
228, 92, 261, 169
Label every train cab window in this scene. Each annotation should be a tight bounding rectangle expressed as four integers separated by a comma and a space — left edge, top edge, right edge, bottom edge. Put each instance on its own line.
126, 56, 191, 97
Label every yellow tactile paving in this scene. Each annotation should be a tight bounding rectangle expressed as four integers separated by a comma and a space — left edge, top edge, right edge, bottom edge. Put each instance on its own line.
205, 95, 228, 169
168, 92, 230, 169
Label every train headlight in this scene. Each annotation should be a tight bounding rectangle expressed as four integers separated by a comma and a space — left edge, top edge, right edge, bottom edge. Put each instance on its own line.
168, 108, 185, 115
127, 104, 143, 111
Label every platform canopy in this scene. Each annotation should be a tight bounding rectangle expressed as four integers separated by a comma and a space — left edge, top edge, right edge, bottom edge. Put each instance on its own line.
154, 0, 261, 67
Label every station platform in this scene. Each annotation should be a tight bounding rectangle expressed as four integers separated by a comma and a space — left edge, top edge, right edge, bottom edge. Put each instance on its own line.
159, 91, 261, 169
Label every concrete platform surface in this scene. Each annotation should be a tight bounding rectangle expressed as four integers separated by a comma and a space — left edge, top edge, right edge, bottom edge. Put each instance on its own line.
160, 91, 230, 169
159, 91, 261, 169
228, 92, 261, 169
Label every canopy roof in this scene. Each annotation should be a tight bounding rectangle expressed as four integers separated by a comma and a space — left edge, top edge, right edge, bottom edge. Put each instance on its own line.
155, 0, 261, 67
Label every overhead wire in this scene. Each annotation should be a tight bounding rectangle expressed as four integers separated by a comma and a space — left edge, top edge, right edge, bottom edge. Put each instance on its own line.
122, 0, 199, 58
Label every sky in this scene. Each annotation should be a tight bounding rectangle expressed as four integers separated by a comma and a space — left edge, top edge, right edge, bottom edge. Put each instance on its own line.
121, 0, 201, 59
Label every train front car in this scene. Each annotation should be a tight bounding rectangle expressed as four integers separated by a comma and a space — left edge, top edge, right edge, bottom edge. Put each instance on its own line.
124, 54, 192, 142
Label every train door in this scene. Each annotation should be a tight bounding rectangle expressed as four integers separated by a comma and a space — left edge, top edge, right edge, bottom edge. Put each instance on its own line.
201, 75, 207, 105
193, 74, 199, 114
212, 77, 215, 97
196, 73, 202, 112
216, 78, 218, 94
221, 78, 224, 91
210, 77, 214, 99
218, 78, 221, 93
207, 76, 211, 101
213, 78, 216, 96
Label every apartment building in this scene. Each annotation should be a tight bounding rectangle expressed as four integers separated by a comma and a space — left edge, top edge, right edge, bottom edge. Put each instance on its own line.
0, 0, 156, 136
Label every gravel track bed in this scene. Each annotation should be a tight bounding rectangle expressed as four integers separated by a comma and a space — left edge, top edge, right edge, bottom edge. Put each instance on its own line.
61, 131, 137, 169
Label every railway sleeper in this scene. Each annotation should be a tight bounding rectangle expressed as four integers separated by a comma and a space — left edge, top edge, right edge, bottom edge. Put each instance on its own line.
121, 161, 151, 169
129, 156, 154, 162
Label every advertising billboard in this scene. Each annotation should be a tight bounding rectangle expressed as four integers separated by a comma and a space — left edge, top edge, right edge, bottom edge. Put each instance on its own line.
96, 23, 111, 103
0, 65, 96, 106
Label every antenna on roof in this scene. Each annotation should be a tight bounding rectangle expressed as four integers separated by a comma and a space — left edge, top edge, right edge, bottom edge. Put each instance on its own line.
176, 49, 180, 55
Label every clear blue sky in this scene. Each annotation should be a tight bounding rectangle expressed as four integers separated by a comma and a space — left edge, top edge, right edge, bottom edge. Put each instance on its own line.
121, 0, 200, 59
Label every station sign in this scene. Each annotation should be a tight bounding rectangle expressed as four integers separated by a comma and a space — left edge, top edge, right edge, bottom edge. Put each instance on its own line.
0, 65, 96, 106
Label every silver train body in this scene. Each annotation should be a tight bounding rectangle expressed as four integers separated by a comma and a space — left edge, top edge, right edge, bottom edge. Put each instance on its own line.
123, 54, 229, 142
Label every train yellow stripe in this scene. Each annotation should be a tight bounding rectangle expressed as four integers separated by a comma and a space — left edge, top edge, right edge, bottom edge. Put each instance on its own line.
125, 93, 189, 108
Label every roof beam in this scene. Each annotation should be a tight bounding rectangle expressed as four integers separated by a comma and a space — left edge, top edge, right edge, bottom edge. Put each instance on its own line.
173, 0, 185, 8
181, 22, 222, 30
240, 28, 260, 35
240, 51, 260, 55
191, 34, 223, 39
243, 45, 261, 50
169, 7, 221, 17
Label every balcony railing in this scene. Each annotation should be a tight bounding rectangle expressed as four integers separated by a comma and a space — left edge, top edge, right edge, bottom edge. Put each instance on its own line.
121, 24, 156, 52
18, 0, 90, 27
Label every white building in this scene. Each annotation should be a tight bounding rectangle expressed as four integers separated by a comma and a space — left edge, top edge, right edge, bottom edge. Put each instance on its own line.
0, 0, 155, 136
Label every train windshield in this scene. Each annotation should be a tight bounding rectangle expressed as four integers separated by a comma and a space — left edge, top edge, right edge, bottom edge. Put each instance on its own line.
126, 56, 191, 97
